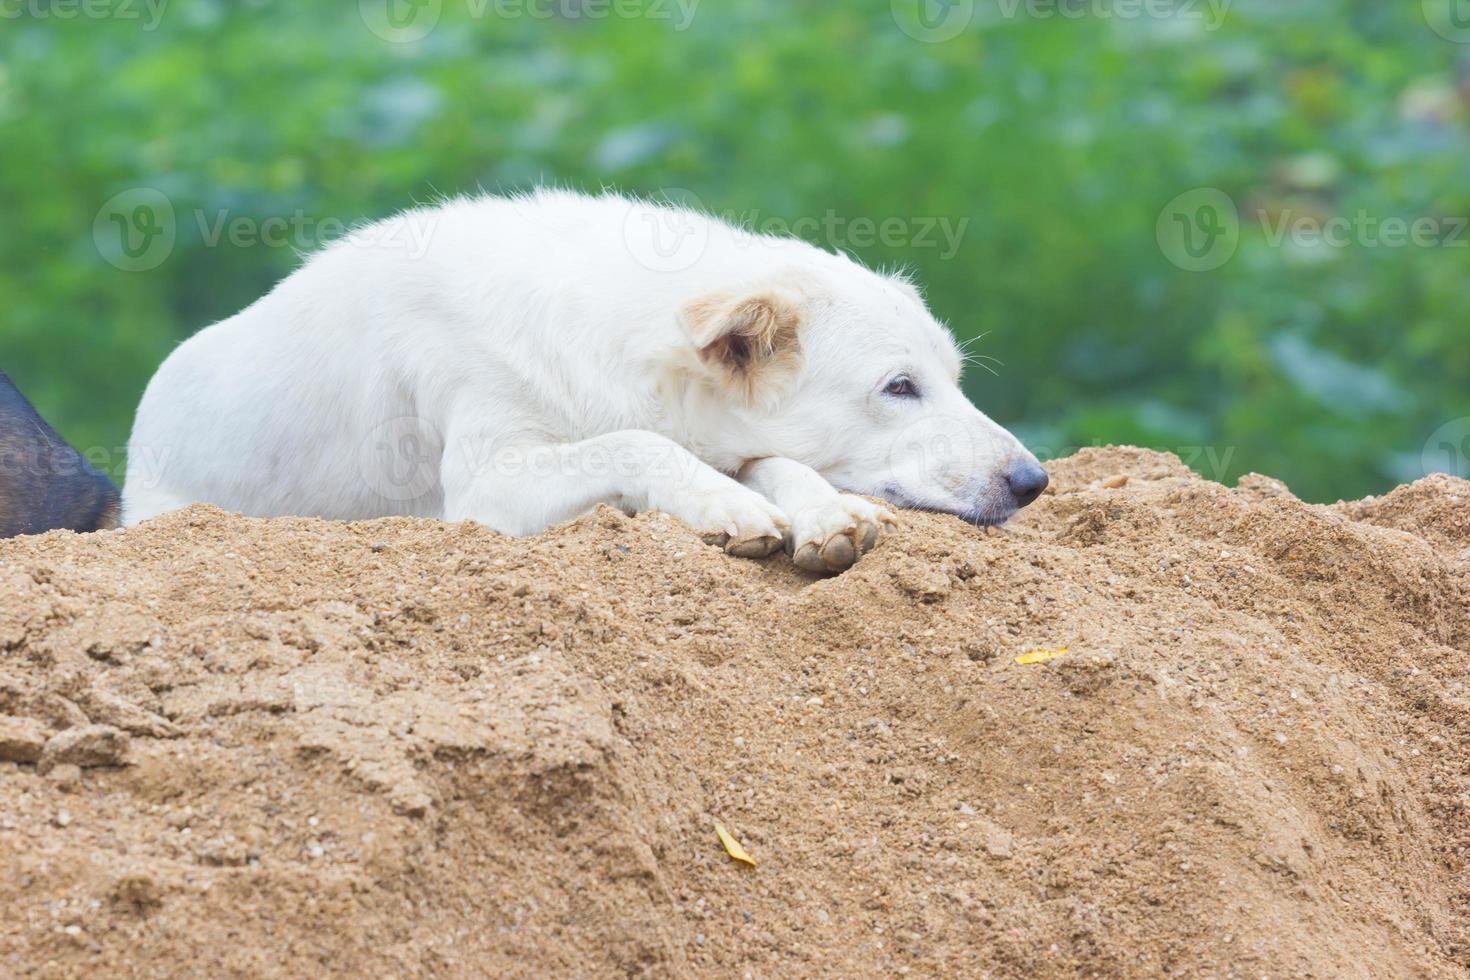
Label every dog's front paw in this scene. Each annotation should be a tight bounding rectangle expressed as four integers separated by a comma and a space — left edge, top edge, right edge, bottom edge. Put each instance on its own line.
662, 484, 790, 559
787, 494, 898, 573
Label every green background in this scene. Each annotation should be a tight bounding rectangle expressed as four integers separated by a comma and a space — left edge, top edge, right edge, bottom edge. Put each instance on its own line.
3, 0, 1467, 502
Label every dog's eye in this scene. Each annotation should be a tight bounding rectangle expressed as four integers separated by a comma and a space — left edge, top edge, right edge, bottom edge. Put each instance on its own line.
883, 376, 919, 398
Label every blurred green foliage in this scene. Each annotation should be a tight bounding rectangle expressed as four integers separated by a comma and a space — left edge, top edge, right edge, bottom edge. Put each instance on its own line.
2, 0, 1466, 502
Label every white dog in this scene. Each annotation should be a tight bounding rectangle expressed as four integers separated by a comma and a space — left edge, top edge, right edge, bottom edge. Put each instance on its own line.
123, 189, 1047, 573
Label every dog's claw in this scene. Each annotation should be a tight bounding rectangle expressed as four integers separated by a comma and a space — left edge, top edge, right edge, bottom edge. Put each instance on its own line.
678, 484, 788, 559
728, 534, 781, 559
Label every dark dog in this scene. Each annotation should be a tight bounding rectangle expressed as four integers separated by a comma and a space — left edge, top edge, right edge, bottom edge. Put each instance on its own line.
0, 371, 119, 538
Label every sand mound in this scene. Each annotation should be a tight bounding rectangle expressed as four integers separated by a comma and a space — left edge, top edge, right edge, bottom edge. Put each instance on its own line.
2, 447, 1468, 978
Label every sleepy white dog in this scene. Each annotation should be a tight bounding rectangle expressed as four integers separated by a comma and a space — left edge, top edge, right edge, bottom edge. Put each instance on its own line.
123, 189, 1047, 573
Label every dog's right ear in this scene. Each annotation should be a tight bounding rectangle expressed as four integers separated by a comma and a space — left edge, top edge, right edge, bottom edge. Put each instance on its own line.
680, 286, 804, 406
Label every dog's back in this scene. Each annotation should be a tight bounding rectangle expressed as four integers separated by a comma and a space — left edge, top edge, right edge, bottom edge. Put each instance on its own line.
0, 371, 119, 538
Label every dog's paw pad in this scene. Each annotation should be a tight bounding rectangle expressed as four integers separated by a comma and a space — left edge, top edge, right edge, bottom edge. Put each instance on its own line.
820, 533, 855, 569
791, 541, 825, 573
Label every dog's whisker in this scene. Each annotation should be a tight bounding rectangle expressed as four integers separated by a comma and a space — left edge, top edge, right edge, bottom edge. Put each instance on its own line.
959, 351, 1003, 377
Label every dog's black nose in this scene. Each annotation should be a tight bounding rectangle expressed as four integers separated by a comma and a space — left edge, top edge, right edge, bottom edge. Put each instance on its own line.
1005, 461, 1049, 508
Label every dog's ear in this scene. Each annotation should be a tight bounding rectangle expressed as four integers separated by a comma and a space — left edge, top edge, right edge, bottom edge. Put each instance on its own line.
680, 286, 804, 405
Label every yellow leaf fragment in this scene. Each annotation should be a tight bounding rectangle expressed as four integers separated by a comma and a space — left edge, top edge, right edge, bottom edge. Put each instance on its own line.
715, 822, 756, 867
1015, 647, 1070, 665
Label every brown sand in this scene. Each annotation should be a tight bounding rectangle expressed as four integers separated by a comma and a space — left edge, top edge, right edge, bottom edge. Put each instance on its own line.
1, 447, 1468, 978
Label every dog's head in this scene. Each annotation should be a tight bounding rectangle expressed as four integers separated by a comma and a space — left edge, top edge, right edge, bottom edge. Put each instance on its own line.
680, 263, 1048, 526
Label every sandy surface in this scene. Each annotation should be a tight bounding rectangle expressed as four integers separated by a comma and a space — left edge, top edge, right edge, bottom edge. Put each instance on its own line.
1, 447, 1467, 978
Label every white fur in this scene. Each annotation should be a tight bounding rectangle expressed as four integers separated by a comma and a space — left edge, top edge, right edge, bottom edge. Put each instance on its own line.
123, 189, 1041, 571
